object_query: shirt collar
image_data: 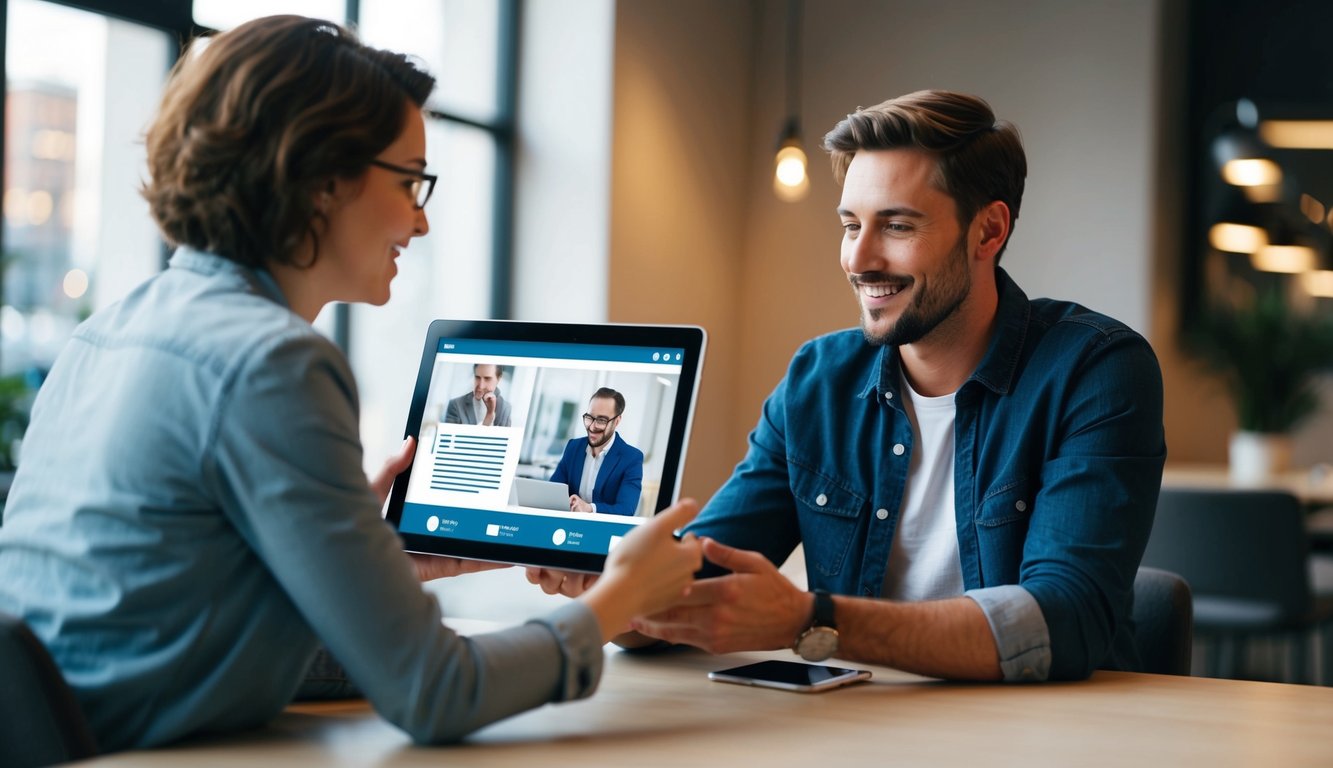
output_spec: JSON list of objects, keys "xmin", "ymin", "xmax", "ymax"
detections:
[
  {"xmin": 587, "ymin": 432, "xmax": 616, "ymax": 460},
  {"xmin": 968, "ymin": 267, "xmax": 1030, "ymax": 396},
  {"xmin": 861, "ymin": 266, "xmax": 1031, "ymax": 402},
  {"xmin": 168, "ymin": 246, "xmax": 290, "ymax": 309}
]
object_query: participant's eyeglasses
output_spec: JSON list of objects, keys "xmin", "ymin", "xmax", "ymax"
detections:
[
  {"xmin": 369, "ymin": 159, "xmax": 437, "ymax": 209},
  {"xmin": 582, "ymin": 413, "xmax": 615, "ymax": 428}
]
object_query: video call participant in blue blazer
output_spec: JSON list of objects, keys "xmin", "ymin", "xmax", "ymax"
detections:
[{"xmin": 550, "ymin": 387, "xmax": 644, "ymax": 516}]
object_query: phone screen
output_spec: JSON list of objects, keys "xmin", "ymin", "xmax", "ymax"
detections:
[{"xmin": 707, "ymin": 660, "xmax": 872, "ymax": 692}]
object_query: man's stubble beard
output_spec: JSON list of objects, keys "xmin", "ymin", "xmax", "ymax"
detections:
[{"xmin": 861, "ymin": 234, "xmax": 972, "ymax": 348}]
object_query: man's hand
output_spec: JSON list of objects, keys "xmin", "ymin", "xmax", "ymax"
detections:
[
  {"xmin": 525, "ymin": 567, "xmax": 598, "ymax": 597},
  {"xmin": 370, "ymin": 436, "xmax": 415, "ymax": 506},
  {"xmin": 581, "ymin": 499, "xmax": 704, "ymax": 639},
  {"xmin": 411, "ymin": 554, "xmax": 510, "ymax": 582},
  {"xmin": 630, "ymin": 537, "xmax": 811, "ymax": 653},
  {"xmin": 569, "ymin": 495, "xmax": 593, "ymax": 513},
  {"xmin": 481, "ymin": 392, "xmax": 497, "ymax": 426}
]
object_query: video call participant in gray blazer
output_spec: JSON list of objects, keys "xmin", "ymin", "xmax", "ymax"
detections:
[{"xmin": 444, "ymin": 363, "xmax": 511, "ymax": 426}]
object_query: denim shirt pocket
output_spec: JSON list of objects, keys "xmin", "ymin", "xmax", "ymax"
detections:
[
  {"xmin": 974, "ymin": 476, "xmax": 1033, "ymax": 586},
  {"xmin": 789, "ymin": 461, "xmax": 866, "ymax": 578}
]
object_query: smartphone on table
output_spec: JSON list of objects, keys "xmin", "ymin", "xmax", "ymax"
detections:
[{"xmin": 707, "ymin": 660, "xmax": 871, "ymax": 693}]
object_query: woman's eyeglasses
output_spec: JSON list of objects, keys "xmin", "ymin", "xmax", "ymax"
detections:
[{"xmin": 369, "ymin": 159, "xmax": 437, "ymax": 209}]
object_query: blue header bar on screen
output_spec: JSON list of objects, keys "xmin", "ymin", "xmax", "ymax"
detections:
[{"xmin": 438, "ymin": 338, "xmax": 685, "ymax": 365}]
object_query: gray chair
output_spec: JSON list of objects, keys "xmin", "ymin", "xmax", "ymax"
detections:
[
  {"xmin": 1141, "ymin": 488, "xmax": 1333, "ymax": 684},
  {"xmin": 1131, "ymin": 566, "xmax": 1194, "ymax": 675},
  {"xmin": 0, "ymin": 611, "xmax": 98, "ymax": 767}
]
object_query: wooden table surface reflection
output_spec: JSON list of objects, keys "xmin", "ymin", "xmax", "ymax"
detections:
[{"xmin": 81, "ymin": 620, "xmax": 1333, "ymax": 768}]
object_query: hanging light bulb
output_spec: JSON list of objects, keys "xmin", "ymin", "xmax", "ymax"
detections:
[
  {"xmin": 774, "ymin": 118, "xmax": 809, "ymax": 202},
  {"xmin": 773, "ymin": 0, "xmax": 807, "ymax": 203}
]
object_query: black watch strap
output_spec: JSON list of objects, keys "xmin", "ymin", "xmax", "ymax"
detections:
[{"xmin": 810, "ymin": 589, "xmax": 836, "ymax": 629}]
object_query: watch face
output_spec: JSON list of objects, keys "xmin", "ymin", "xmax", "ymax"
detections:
[{"xmin": 796, "ymin": 627, "xmax": 839, "ymax": 661}]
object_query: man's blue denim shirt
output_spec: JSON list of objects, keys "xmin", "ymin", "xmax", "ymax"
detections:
[{"xmin": 688, "ymin": 268, "xmax": 1166, "ymax": 681}]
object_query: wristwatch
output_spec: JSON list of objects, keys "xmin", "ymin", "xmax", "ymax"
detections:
[{"xmin": 793, "ymin": 589, "xmax": 839, "ymax": 661}]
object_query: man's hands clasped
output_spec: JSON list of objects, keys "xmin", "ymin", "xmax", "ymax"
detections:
[{"xmin": 628, "ymin": 537, "xmax": 811, "ymax": 653}]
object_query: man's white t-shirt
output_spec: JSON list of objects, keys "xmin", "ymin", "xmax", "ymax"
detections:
[{"xmin": 882, "ymin": 373, "xmax": 965, "ymax": 602}]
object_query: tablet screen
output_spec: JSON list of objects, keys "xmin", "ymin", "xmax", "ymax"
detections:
[{"xmin": 384, "ymin": 320, "xmax": 706, "ymax": 573}]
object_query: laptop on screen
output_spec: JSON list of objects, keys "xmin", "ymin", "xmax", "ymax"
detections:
[{"xmin": 511, "ymin": 477, "xmax": 577, "ymax": 512}]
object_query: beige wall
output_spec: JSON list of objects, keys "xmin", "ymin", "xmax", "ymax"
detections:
[
  {"xmin": 736, "ymin": 0, "xmax": 1165, "ymax": 454},
  {"xmin": 597, "ymin": 0, "xmax": 1333, "ymax": 498},
  {"xmin": 607, "ymin": 0, "xmax": 757, "ymax": 500},
  {"xmin": 609, "ymin": 0, "xmax": 1167, "ymax": 500}
]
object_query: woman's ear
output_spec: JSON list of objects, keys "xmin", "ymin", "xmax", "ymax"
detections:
[{"xmin": 312, "ymin": 179, "xmax": 337, "ymax": 215}]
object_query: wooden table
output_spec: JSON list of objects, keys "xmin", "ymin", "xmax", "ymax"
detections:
[{"xmin": 81, "ymin": 624, "xmax": 1333, "ymax": 768}]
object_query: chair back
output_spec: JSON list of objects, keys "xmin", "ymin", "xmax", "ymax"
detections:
[
  {"xmin": 0, "ymin": 611, "xmax": 98, "ymax": 767},
  {"xmin": 1131, "ymin": 566, "xmax": 1194, "ymax": 675},
  {"xmin": 1141, "ymin": 488, "xmax": 1312, "ymax": 623}
]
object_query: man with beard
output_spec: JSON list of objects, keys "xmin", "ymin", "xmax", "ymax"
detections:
[
  {"xmin": 619, "ymin": 91, "xmax": 1166, "ymax": 682},
  {"xmin": 549, "ymin": 387, "xmax": 644, "ymax": 516}
]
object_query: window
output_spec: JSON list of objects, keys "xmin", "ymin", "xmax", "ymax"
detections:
[
  {"xmin": 1, "ymin": 0, "xmax": 171, "ymax": 471},
  {"xmin": 0, "ymin": 1, "xmax": 517, "ymax": 479},
  {"xmin": 353, "ymin": 0, "xmax": 514, "ymax": 469}
]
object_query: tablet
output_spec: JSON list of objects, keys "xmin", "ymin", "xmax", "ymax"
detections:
[{"xmin": 383, "ymin": 319, "xmax": 706, "ymax": 573}]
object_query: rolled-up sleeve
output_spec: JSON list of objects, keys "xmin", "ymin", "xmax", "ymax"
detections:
[
  {"xmin": 1017, "ymin": 330, "xmax": 1165, "ymax": 680},
  {"xmin": 967, "ymin": 585, "xmax": 1050, "ymax": 682}
]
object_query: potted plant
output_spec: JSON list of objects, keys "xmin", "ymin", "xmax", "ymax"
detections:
[{"xmin": 1189, "ymin": 290, "xmax": 1333, "ymax": 482}]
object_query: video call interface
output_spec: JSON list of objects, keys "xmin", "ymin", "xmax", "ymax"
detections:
[{"xmin": 397, "ymin": 337, "xmax": 686, "ymax": 557}]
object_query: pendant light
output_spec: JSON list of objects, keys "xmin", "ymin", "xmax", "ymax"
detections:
[{"xmin": 773, "ymin": 0, "xmax": 808, "ymax": 202}]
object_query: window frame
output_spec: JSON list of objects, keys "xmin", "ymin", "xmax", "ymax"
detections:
[{"xmin": 0, "ymin": 0, "xmax": 520, "ymax": 363}]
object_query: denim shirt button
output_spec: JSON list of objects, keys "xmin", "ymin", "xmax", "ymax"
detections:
[
  {"xmin": 875, "ymin": 508, "xmax": 889, "ymax": 520},
  {"xmin": 884, "ymin": 391, "xmax": 893, "ymax": 401},
  {"xmin": 893, "ymin": 443, "xmax": 905, "ymax": 456},
  {"xmin": 1015, "ymin": 500, "xmax": 1027, "ymax": 512},
  {"xmin": 815, "ymin": 493, "xmax": 828, "ymax": 507}
]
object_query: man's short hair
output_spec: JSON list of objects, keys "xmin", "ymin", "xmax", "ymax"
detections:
[
  {"xmin": 822, "ymin": 90, "xmax": 1026, "ymax": 262},
  {"xmin": 473, "ymin": 363, "xmax": 502, "ymax": 378},
  {"xmin": 591, "ymin": 387, "xmax": 625, "ymax": 417}
]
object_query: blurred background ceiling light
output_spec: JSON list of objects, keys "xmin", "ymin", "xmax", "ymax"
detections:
[
  {"xmin": 1209, "ymin": 222, "xmax": 1268, "ymax": 253},
  {"xmin": 1259, "ymin": 120, "xmax": 1333, "ymax": 150},
  {"xmin": 1300, "ymin": 270, "xmax": 1333, "ymax": 297},
  {"xmin": 1222, "ymin": 157, "xmax": 1283, "ymax": 187},
  {"xmin": 1299, "ymin": 193, "xmax": 1326, "ymax": 224},
  {"xmin": 1251, "ymin": 244, "xmax": 1317, "ymax": 273}
]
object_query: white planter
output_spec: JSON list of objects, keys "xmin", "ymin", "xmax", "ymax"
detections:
[{"xmin": 1228, "ymin": 431, "xmax": 1293, "ymax": 484}]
